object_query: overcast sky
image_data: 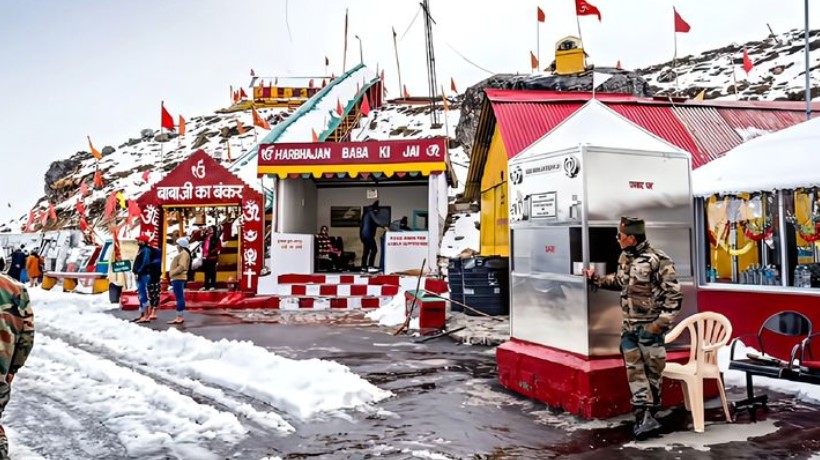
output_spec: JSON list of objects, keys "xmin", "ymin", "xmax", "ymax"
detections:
[{"xmin": 0, "ymin": 0, "xmax": 817, "ymax": 224}]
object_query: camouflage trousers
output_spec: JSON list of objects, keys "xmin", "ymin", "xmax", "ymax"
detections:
[
  {"xmin": 0, "ymin": 381, "xmax": 9, "ymax": 460},
  {"xmin": 620, "ymin": 323, "xmax": 667, "ymax": 412}
]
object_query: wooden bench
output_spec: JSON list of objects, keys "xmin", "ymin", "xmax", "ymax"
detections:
[{"xmin": 42, "ymin": 271, "xmax": 109, "ymax": 294}]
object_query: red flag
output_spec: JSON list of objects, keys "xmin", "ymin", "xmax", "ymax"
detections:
[
  {"xmin": 674, "ymin": 8, "xmax": 691, "ymax": 33},
  {"xmin": 616, "ymin": 60, "xmax": 622, "ymax": 70},
  {"xmin": 240, "ymin": 87, "xmax": 248, "ymax": 99},
  {"xmin": 743, "ymin": 49, "xmax": 754, "ymax": 74},
  {"xmin": 93, "ymin": 169, "xmax": 104, "ymax": 188},
  {"xmin": 40, "ymin": 210, "xmax": 48, "ymax": 228},
  {"xmin": 87, "ymin": 136, "xmax": 102, "ymax": 160},
  {"xmin": 325, "ymin": 56, "xmax": 329, "ymax": 66},
  {"xmin": 79, "ymin": 216, "xmax": 89, "ymax": 232},
  {"xmin": 48, "ymin": 203, "xmax": 57, "ymax": 222},
  {"xmin": 179, "ymin": 115, "xmax": 186, "ymax": 137},
  {"xmin": 360, "ymin": 93, "xmax": 371, "ymax": 117},
  {"xmin": 252, "ymin": 106, "xmax": 271, "ymax": 129},
  {"xmin": 309, "ymin": 78, "xmax": 315, "ymax": 88},
  {"xmin": 336, "ymin": 98, "xmax": 343, "ymax": 116},
  {"xmin": 161, "ymin": 102, "xmax": 175, "ymax": 131},
  {"xmin": 321, "ymin": 79, "xmax": 327, "ymax": 88},
  {"xmin": 142, "ymin": 170, "xmax": 150, "ymax": 182},
  {"xmin": 537, "ymin": 6, "xmax": 546, "ymax": 23},
  {"xmin": 236, "ymin": 119, "xmax": 246, "ymax": 134},
  {"xmin": 450, "ymin": 77, "xmax": 458, "ymax": 93},
  {"xmin": 104, "ymin": 191, "xmax": 118, "ymax": 219},
  {"xmin": 127, "ymin": 200, "xmax": 141, "ymax": 226},
  {"xmin": 311, "ymin": 128, "xmax": 319, "ymax": 143},
  {"xmin": 530, "ymin": 51, "xmax": 540, "ymax": 71},
  {"xmin": 75, "ymin": 200, "xmax": 86, "ymax": 216},
  {"xmin": 80, "ymin": 181, "xmax": 89, "ymax": 197},
  {"xmin": 575, "ymin": 0, "xmax": 601, "ymax": 21},
  {"xmin": 403, "ymin": 85, "xmax": 410, "ymax": 99}
]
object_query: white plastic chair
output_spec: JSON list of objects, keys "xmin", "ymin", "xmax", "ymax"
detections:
[{"xmin": 662, "ymin": 311, "xmax": 733, "ymax": 433}]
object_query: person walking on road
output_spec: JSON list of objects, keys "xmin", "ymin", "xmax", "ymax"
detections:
[
  {"xmin": 0, "ymin": 273, "xmax": 35, "ymax": 460},
  {"xmin": 200, "ymin": 226, "xmax": 221, "ymax": 291},
  {"xmin": 359, "ymin": 201, "xmax": 388, "ymax": 273},
  {"xmin": 132, "ymin": 236, "xmax": 153, "ymax": 322},
  {"xmin": 168, "ymin": 238, "xmax": 191, "ymax": 325},
  {"xmin": 8, "ymin": 247, "xmax": 25, "ymax": 282},
  {"xmin": 24, "ymin": 251, "xmax": 41, "ymax": 288},
  {"xmin": 586, "ymin": 217, "xmax": 683, "ymax": 440}
]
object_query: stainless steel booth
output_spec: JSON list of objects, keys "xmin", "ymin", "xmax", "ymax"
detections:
[{"xmin": 508, "ymin": 144, "xmax": 696, "ymax": 357}]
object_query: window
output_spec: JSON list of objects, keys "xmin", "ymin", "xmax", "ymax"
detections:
[
  {"xmin": 784, "ymin": 189, "xmax": 820, "ymax": 287},
  {"xmin": 702, "ymin": 192, "xmax": 781, "ymax": 285}
]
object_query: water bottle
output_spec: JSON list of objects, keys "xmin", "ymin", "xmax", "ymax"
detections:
[
  {"xmin": 708, "ymin": 266, "xmax": 717, "ymax": 283},
  {"xmin": 764, "ymin": 266, "xmax": 775, "ymax": 286},
  {"xmin": 739, "ymin": 269, "xmax": 748, "ymax": 285}
]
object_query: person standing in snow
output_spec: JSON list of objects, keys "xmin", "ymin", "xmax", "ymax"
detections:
[
  {"xmin": 24, "ymin": 251, "xmax": 41, "ymax": 288},
  {"xmin": 359, "ymin": 201, "xmax": 388, "ymax": 273},
  {"xmin": 8, "ymin": 247, "xmax": 25, "ymax": 282},
  {"xmin": 0, "ymin": 273, "xmax": 35, "ymax": 460},
  {"xmin": 200, "ymin": 226, "xmax": 221, "ymax": 291},
  {"xmin": 132, "ymin": 235, "xmax": 153, "ymax": 322},
  {"xmin": 586, "ymin": 217, "xmax": 682, "ymax": 440},
  {"xmin": 168, "ymin": 238, "xmax": 191, "ymax": 325},
  {"xmin": 145, "ymin": 241, "xmax": 163, "ymax": 322}
]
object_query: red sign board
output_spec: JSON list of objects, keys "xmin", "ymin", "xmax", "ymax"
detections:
[{"xmin": 258, "ymin": 138, "xmax": 447, "ymax": 166}]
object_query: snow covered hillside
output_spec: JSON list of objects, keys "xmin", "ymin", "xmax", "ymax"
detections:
[{"xmin": 639, "ymin": 28, "xmax": 820, "ymax": 101}]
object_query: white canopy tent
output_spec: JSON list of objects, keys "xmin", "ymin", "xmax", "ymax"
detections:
[{"xmin": 693, "ymin": 116, "xmax": 820, "ymax": 197}]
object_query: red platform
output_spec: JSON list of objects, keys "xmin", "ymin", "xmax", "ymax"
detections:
[{"xmin": 497, "ymin": 339, "xmax": 717, "ymax": 419}]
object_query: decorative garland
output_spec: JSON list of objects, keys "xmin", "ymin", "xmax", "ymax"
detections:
[
  {"xmin": 743, "ymin": 222, "xmax": 773, "ymax": 242},
  {"xmin": 796, "ymin": 223, "xmax": 820, "ymax": 243}
]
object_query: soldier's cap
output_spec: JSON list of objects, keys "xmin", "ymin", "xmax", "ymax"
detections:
[{"xmin": 619, "ymin": 217, "xmax": 645, "ymax": 236}]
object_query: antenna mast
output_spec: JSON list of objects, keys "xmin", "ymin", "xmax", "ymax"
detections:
[{"xmin": 421, "ymin": 0, "xmax": 440, "ymax": 127}]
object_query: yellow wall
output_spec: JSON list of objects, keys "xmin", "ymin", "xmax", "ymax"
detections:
[
  {"xmin": 555, "ymin": 49, "xmax": 586, "ymax": 75},
  {"xmin": 479, "ymin": 126, "xmax": 510, "ymax": 256}
]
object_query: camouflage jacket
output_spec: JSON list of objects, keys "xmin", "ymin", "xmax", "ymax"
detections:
[
  {"xmin": 0, "ymin": 274, "xmax": 34, "ymax": 376},
  {"xmin": 598, "ymin": 241, "xmax": 682, "ymax": 331}
]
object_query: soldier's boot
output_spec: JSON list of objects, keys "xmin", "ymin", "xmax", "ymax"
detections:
[
  {"xmin": 633, "ymin": 410, "xmax": 662, "ymax": 440},
  {"xmin": 0, "ymin": 430, "xmax": 9, "ymax": 460}
]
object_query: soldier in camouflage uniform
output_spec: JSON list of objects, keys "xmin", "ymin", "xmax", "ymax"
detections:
[
  {"xmin": 588, "ymin": 217, "xmax": 682, "ymax": 439},
  {"xmin": 0, "ymin": 273, "xmax": 35, "ymax": 459}
]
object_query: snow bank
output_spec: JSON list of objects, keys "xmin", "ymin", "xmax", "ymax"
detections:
[
  {"xmin": 440, "ymin": 212, "xmax": 479, "ymax": 259},
  {"xmin": 30, "ymin": 289, "xmax": 392, "ymax": 422}
]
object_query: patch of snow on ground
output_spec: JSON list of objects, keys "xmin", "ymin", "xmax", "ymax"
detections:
[
  {"xmin": 440, "ymin": 212, "xmax": 479, "ymax": 259},
  {"xmin": 623, "ymin": 419, "xmax": 778, "ymax": 452},
  {"xmin": 30, "ymin": 289, "xmax": 392, "ymax": 422},
  {"xmin": 366, "ymin": 289, "xmax": 408, "ymax": 327}
]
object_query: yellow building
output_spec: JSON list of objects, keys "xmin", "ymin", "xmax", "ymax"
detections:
[{"xmin": 553, "ymin": 36, "xmax": 590, "ymax": 76}]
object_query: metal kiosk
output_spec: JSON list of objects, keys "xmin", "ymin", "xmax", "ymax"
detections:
[{"xmin": 497, "ymin": 100, "xmax": 697, "ymax": 418}]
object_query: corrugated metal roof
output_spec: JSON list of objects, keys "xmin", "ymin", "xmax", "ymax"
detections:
[
  {"xmin": 608, "ymin": 104, "xmax": 702, "ymax": 163},
  {"xmin": 672, "ymin": 106, "xmax": 743, "ymax": 167},
  {"xmin": 717, "ymin": 108, "xmax": 809, "ymax": 134},
  {"xmin": 491, "ymin": 102, "xmax": 582, "ymax": 158}
]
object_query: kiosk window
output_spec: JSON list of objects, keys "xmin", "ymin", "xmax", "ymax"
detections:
[
  {"xmin": 703, "ymin": 192, "xmax": 781, "ymax": 285},
  {"xmin": 784, "ymin": 189, "xmax": 820, "ymax": 288}
]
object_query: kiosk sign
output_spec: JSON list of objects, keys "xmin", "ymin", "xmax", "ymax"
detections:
[
  {"xmin": 258, "ymin": 138, "xmax": 447, "ymax": 166},
  {"xmin": 531, "ymin": 192, "xmax": 557, "ymax": 219}
]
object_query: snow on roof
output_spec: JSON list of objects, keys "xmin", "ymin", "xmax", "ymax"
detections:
[
  {"xmin": 693, "ymin": 116, "xmax": 820, "ymax": 196},
  {"xmin": 511, "ymin": 99, "xmax": 688, "ymax": 163}
]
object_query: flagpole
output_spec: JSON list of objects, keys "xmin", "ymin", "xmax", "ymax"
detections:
[
  {"xmin": 732, "ymin": 60, "xmax": 740, "ymax": 101},
  {"xmin": 674, "ymin": 28, "xmax": 679, "ymax": 94},
  {"xmin": 537, "ymin": 18, "xmax": 541, "ymax": 71},
  {"xmin": 441, "ymin": 85, "xmax": 450, "ymax": 140},
  {"xmin": 576, "ymin": 14, "xmax": 583, "ymax": 43},
  {"xmin": 159, "ymin": 102, "xmax": 164, "ymax": 176},
  {"xmin": 392, "ymin": 27, "xmax": 403, "ymax": 99},
  {"xmin": 805, "ymin": 0, "xmax": 811, "ymax": 120},
  {"xmin": 342, "ymin": 8, "xmax": 349, "ymax": 73}
]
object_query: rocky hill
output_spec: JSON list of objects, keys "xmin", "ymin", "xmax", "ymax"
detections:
[{"xmin": 638, "ymin": 28, "xmax": 820, "ymax": 101}]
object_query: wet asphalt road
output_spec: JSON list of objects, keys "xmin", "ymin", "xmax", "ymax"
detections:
[{"xmin": 100, "ymin": 309, "xmax": 820, "ymax": 459}]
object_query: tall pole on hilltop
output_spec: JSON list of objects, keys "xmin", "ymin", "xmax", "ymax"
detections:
[
  {"xmin": 421, "ymin": 0, "xmax": 439, "ymax": 126},
  {"xmin": 392, "ymin": 27, "xmax": 404, "ymax": 99},
  {"xmin": 355, "ymin": 35, "xmax": 363, "ymax": 65},
  {"xmin": 805, "ymin": 0, "xmax": 812, "ymax": 120},
  {"xmin": 342, "ymin": 8, "xmax": 349, "ymax": 73},
  {"xmin": 673, "ymin": 10, "xmax": 679, "ymax": 93},
  {"xmin": 537, "ymin": 16, "xmax": 540, "ymax": 70}
]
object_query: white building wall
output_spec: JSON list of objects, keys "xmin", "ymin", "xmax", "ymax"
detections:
[{"xmin": 279, "ymin": 179, "xmax": 318, "ymax": 234}]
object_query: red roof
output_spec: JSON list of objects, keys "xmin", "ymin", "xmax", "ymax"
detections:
[
  {"xmin": 464, "ymin": 89, "xmax": 814, "ymax": 201},
  {"xmin": 484, "ymin": 89, "xmax": 814, "ymax": 168}
]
